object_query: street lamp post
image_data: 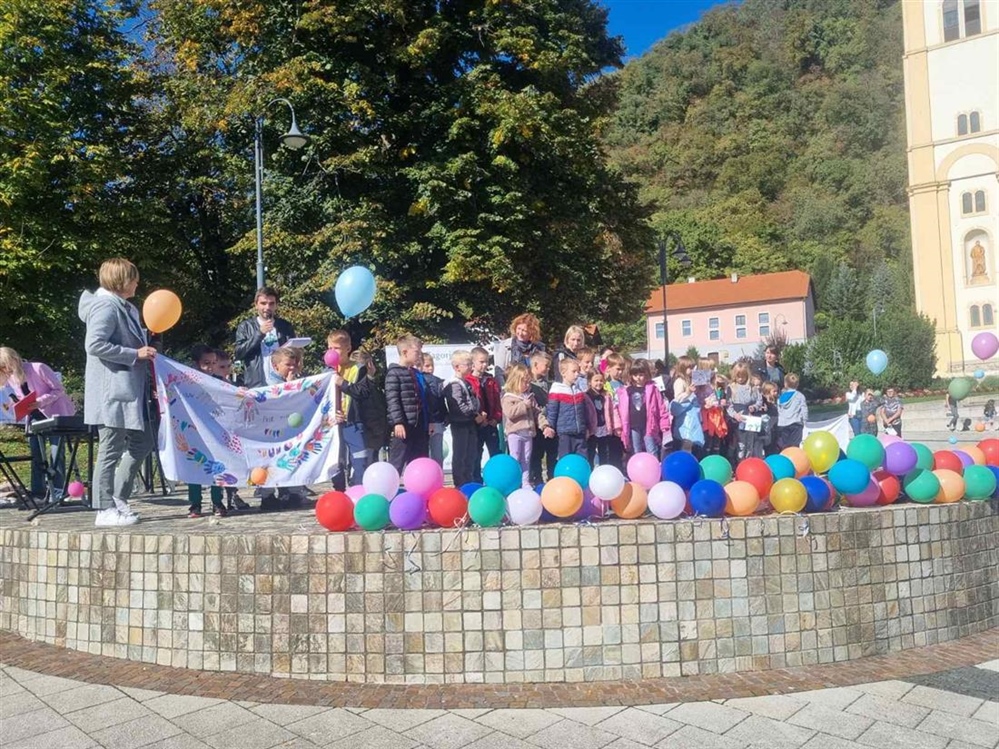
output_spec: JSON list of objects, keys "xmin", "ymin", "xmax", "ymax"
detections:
[
  {"xmin": 254, "ymin": 98, "xmax": 310, "ymax": 289},
  {"xmin": 656, "ymin": 232, "xmax": 690, "ymax": 365}
]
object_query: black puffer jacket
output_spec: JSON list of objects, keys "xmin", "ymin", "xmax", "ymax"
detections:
[{"xmin": 385, "ymin": 364, "xmax": 423, "ymax": 428}]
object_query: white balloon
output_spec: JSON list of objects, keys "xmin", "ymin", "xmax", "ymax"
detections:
[
  {"xmin": 506, "ymin": 488, "xmax": 543, "ymax": 526},
  {"xmin": 589, "ymin": 464, "xmax": 626, "ymax": 501},
  {"xmin": 362, "ymin": 461, "xmax": 400, "ymax": 500},
  {"xmin": 647, "ymin": 481, "xmax": 686, "ymax": 520}
]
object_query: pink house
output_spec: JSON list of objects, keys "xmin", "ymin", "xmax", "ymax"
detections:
[{"xmin": 644, "ymin": 270, "xmax": 816, "ymax": 362}]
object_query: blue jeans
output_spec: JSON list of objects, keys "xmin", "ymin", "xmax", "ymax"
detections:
[
  {"xmin": 29, "ymin": 434, "xmax": 65, "ymax": 499},
  {"xmin": 342, "ymin": 423, "xmax": 369, "ymax": 484},
  {"xmin": 849, "ymin": 416, "xmax": 861, "ymax": 438},
  {"xmin": 630, "ymin": 430, "xmax": 659, "ymax": 459}
]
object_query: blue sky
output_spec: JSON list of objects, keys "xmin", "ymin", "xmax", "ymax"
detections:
[{"xmin": 602, "ymin": 0, "xmax": 731, "ymax": 59}]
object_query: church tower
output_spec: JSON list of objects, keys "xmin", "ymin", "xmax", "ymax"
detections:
[{"xmin": 902, "ymin": 0, "xmax": 998, "ymax": 375}]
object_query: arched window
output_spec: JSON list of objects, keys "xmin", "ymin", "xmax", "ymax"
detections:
[
  {"xmin": 944, "ymin": 0, "xmax": 961, "ymax": 40},
  {"xmin": 971, "ymin": 305, "xmax": 981, "ymax": 327},
  {"xmin": 975, "ymin": 190, "xmax": 986, "ymax": 213},
  {"xmin": 958, "ymin": 114, "xmax": 969, "ymax": 135},
  {"xmin": 984, "ymin": 304, "xmax": 995, "ymax": 327},
  {"xmin": 962, "ymin": 193, "xmax": 974, "ymax": 214},
  {"xmin": 964, "ymin": 0, "xmax": 982, "ymax": 35},
  {"xmin": 970, "ymin": 111, "xmax": 981, "ymax": 132}
]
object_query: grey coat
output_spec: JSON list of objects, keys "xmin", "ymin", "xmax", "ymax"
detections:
[{"xmin": 78, "ymin": 290, "xmax": 150, "ymax": 431}]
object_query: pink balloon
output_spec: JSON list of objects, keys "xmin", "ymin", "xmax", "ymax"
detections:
[
  {"xmin": 67, "ymin": 481, "xmax": 86, "ymax": 498},
  {"xmin": 971, "ymin": 331, "xmax": 999, "ymax": 361},
  {"xmin": 403, "ymin": 457, "xmax": 445, "ymax": 497},
  {"xmin": 846, "ymin": 477, "xmax": 880, "ymax": 507},
  {"xmin": 323, "ymin": 348, "xmax": 340, "ymax": 368},
  {"xmin": 627, "ymin": 453, "xmax": 661, "ymax": 490},
  {"xmin": 345, "ymin": 485, "xmax": 366, "ymax": 503}
]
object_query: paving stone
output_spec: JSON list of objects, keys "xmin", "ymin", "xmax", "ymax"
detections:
[
  {"xmin": 666, "ymin": 701, "xmax": 750, "ymax": 734},
  {"xmin": 450, "ymin": 710, "xmax": 493, "ymax": 720},
  {"xmin": 788, "ymin": 705, "xmax": 874, "ymax": 741},
  {"xmin": 723, "ymin": 714, "xmax": 815, "ymax": 749},
  {"xmin": 42, "ymin": 683, "xmax": 125, "ymax": 714},
  {"xmin": 145, "ymin": 694, "xmax": 226, "ymax": 719},
  {"xmin": 846, "ymin": 693, "xmax": 931, "ymax": 729},
  {"xmin": 657, "ymin": 724, "xmax": 746, "ymax": 748},
  {"xmin": 142, "ymin": 735, "xmax": 213, "ymax": 749},
  {"xmin": 3, "ymin": 666, "xmax": 49, "ymax": 684},
  {"xmin": 1, "ymin": 669, "xmax": 27, "ymax": 697},
  {"xmin": 1, "ymin": 705, "xmax": 70, "ymax": 743},
  {"xmin": 916, "ymin": 711, "xmax": 997, "ymax": 748},
  {"xmin": 969, "ymin": 701, "xmax": 998, "ymax": 727},
  {"xmin": 906, "ymin": 668, "xmax": 999, "ymax": 702},
  {"xmin": 786, "ymin": 688, "xmax": 864, "ymax": 711},
  {"xmin": 91, "ymin": 714, "xmax": 184, "ymax": 749},
  {"xmin": 2, "ymin": 724, "xmax": 97, "ymax": 749},
  {"xmin": 1, "ymin": 690, "xmax": 48, "ymax": 719},
  {"xmin": 474, "ymin": 709, "xmax": 562, "ymax": 739},
  {"xmin": 64, "ymin": 696, "xmax": 152, "ymax": 733},
  {"xmin": 327, "ymin": 726, "xmax": 423, "ymax": 749},
  {"xmin": 634, "ymin": 704, "xmax": 678, "ymax": 716},
  {"xmin": 118, "ymin": 686, "xmax": 167, "ymax": 702},
  {"xmin": 856, "ymin": 721, "xmax": 948, "ymax": 749},
  {"xmin": 172, "ymin": 702, "xmax": 258, "ymax": 738},
  {"xmin": 594, "ymin": 707, "xmax": 683, "ymax": 745},
  {"xmin": 272, "ymin": 740, "xmax": 323, "ymax": 749},
  {"xmin": 799, "ymin": 737, "xmax": 866, "ymax": 749},
  {"xmin": 203, "ymin": 717, "xmax": 297, "ymax": 749},
  {"xmin": 405, "ymin": 714, "xmax": 494, "ymax": 749},
  {"xmin": 549, "ymin": 707, "xmax": 627, "ymax": 726},
  {"xmin": 947, "ymin": 742, "xmax": 993, "ymax": 749},
  {"xmin": 251, "ymin": 704, "xmax": 332, "ymax": 727},
  {"xmin": 903, "ymin": 687, "xmax": 985, "ymax": 718},
  {"xmin": 526, "ymin": 719, "xmax": 618, "ymax": 749},
  {"xmin": 235, "ymin": 700, "xmax": 261, "ymax": 709},
  {"xmin": 601, "ymin": 740, "xmax": 649, "ymax": 749},
  {"xmin": 285, "ymin": 708, "xmax": 375, "ymax": 745},
  {"xmin": 365, "ymin": 709, "xmax": 448, "ymax": 733},
  {"xmin": 20, "ymin": 673, "xmax": 87, "ymax": 697},
  {"xmin": 976, "ymin": 661, "xmax": 999, "ymax": 673},
  {"xmin": 854, "ymin": 681, "xmax": 916, "ymax": 701},
  {"xmin": 724, "ymin": 695, "xmax": 808, "ymax": 721}
]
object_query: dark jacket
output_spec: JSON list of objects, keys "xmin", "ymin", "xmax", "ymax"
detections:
[
  {"xmin": 546, "ymin": 381, "xmax": 588, "ymax": 437},
  {"xmin": 336, "ymin": 364, "xmax": 371, "ymax": 424},
  {"xmin": 358, "ymin": 379, "xmax": 388, "ymax": 452},
  {"xmin": 424, "ymin": 372, "xmax": 447, "ymax": 424},
  {"xmin": 385, "ymin": 364, "xmax": 424, "ymax": 429},
  {"xmin": 757, "ymin": 362, "xmax": 786, "ymax": 387},
  {"xmin": 552, "ymin": 346, "xmax": 578, "ymax": 383},
  {"xmin": 234, "ymin": 316, "xmax": 295, "ymax": 389},
  {"xmin": 444, "ymin": 378, "xmax": 480, "ymax": 424}
]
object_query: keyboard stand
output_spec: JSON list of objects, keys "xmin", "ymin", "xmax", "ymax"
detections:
[
  {"xmin": 25, "ymin": 428, "xmax": 95, "ymax": 521},
  {"xmin": 0, "ymin": 441, "xmax": 35, "ymax": 510}
]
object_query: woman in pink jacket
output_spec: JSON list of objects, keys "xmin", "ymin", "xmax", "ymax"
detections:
[
  {"xmin": 617, "ymin": 358, "xmax": 671, "ymax": 459},
  {"xmin": 0, "ymin": 347, "xmax": 76, "ymax": 500}
]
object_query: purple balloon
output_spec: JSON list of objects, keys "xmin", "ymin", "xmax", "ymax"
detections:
[
  {"xmin": 971, "ymin": 331, "xmax": 999, "ymax": 361},
  {"xmin": 389, "ymin": 491, "xmax": 427, "ymax": 530},
  {"xmin": 952, "ymin": 450, "xmax": 974, "ymax": 468},
  {"xmin": 883, "ymin": 442, "xmax": 918, "ymax": 476},
  {"xmin": 846, "ymin": 477, "xmax": 880, "ymax": 507},
  {"xmin": 573, "ymin": 490, "xmax": 608, "ymax": 521}
]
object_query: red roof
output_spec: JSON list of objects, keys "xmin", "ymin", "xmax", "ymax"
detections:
[{"xmin": 645, "ymin": 270, "xmax": 812, "ymax": 313}]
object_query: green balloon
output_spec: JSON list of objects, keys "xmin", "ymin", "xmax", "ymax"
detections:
[
  {"xmin": 903, "ymin": 468, "xmax": 940, "ymax": 504},
  {"xmin": 963, "ymin": 465, "xmax": 997, "ymax": 500},
  {"xmin": 699, "ymin": 455, "xmax": 733, "ymax": 484},
  {"xmin": 354, "ymin": 494, "xmax": 391, "ymax": 530},
  {"xmin": 287, "ymin": 412, "xmax": 303, "ymax": 428},
  {"xmin": 948, "ymin": 378, "xmax": 972, "ymax": 401},
  {"xmin": 910, "ymin": 443, "xmax": 934, "ymax": 472},
  {"xmin": 468, "ymin": 486, "xmax": 506, "ymax": 527},
  {"xmin": 846, "ymin": 434, "xmax": 885, "ymax": 471}
]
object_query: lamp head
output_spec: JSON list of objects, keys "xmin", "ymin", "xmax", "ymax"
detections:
[{"xmin": 280, "ymin": 115, "xmax": 309, "ymax": 150}]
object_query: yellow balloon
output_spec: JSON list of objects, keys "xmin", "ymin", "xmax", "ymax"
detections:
[
  {"xmin": 724, "ymin": 480, "xmax": 760, "ymax": 516},
  {"xmin": 611, "ymin": 482, "xmax": 648, "ymax": 519},
  {"xmin": 770, "ymin": 478, "xmax": 807, "ymax": 513},
  {"xmin": 803, "ymin": 430, "xmax": 839, "ymax": 474},
  {"xmin": 143, "ymin": 289, "xmax": 183, "ymax": 334}
]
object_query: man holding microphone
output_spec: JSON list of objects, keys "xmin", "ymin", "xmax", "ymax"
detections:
[{"xmin": 234, "ymin": 287, "xmax": 296, "ymax": 388}]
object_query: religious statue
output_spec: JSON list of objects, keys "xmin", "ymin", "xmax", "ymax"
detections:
[{"xmin": 969, "ymin": 240, "xmax": 989, "ymax": 284}]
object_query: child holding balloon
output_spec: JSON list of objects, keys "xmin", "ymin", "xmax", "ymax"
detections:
[{"xmin": 326, "ymin": 330, "xmax": 372, "ymax": 489}]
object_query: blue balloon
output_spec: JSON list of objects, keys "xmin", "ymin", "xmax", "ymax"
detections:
[
  {"xmin": 948, "ymin": 436, "xmax": 958, "ymax": 445},
  {"xmin": 828, "ymin": 459, "xmax": 870, "ymax": 495},
  {"xmin": 553, "ymin": 454, "xmax": 591, "ymax": 490},
  {"xmin": 459, "ymin": 482, "xmax": 483, "ymax": 498},
  {"xmin": 661, "ymin": 451, "xmax": 702, "ymax": 491},
  {"xmin": 765, "ymin": 454, "xmax": 796, "ymax": 481},
  {"xmin": 334, "ymin": 265, "xmax": 377, "ymax": 318},
  {"xmin": 689, "ymin": 479, "xmax": 726, "ymax": 517},
  {"xmin": 974, "ymin": 369, "xmax": 986, "ymax": 380},
  {"xmin": 989, "ymin": 467, "xmax": 999, "ymax": 498},
  {"xmin": 800, "ymin": 475, "xmax": 831, "ymax": 513},
  {"xmin": 866, "ymin": 349, "xmax": 888, "ymax": 376},
  {"xmin": 482, "ymin": 454, "xmax": 522, "ymax": 497}
]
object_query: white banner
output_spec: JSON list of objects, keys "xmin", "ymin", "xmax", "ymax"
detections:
[
  {"xmin": 154, "ymin": 357, "xmax": 340, "ymax": 488},
  {"xmin": 803, "ymin": 414, "xmax": 853, "ymax": 453}
]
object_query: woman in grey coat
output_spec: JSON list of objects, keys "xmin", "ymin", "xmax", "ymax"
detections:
[{"xmin": 78, "ymin": 258, "xmax": 158, "ymax": 526}]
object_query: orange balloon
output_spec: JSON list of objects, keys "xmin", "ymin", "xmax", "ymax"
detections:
[
  {"xmin": 975, "ymin": 423, "xmax": 985, "ymax": 433},
  {"xmin": 249, "ymin": 467, "xmax": 268, "ymax": 486},
  {"xmin": 962, "ymin": 445, "xmax": 986, "ymax": 465},
  {"xmin": 781, "ymin": 446, "xmax": 811, "ymax": 478},
  {"xmin": 540, "ymin": 477, "xmax": 584, "ymax": 517},
  {"xmin": 611, "ymin": 482, "xmax": 648, "ymax": 519},
  {"xmin": 143, "ymin": 289, "xmax": 183, "ymax": 334},
  {"xmin": 724, "ymin": 480, "xmax": 760, "ymax": 516},
  {"xmin": 933, "ymin": 469, "xmax": 965, "ymax": 503}
]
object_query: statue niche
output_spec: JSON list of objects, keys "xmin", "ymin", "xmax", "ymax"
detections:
[{"xmin": 966, "ymin": 233, "xmax": 992, "ymax": 286}]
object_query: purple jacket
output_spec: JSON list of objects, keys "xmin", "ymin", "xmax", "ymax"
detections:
[
  {"xmin": 5, "ymin": 362, "xmax": 76, "ymax": 418},
  {"xmin": 617, "ymin": 382, "xmax": 670, "ymax": 451}
]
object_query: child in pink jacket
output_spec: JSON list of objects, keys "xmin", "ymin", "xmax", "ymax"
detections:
[{"xmin": 617, "ymin": 358, "xmax": 671, "ymax": 459}]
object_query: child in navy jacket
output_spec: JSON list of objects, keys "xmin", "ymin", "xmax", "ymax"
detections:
[{"xmin": 546, "ymin": 358, "xmax": 589, "ymax": 459}]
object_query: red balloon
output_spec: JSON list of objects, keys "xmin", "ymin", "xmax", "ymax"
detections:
[
  {"xmin": 316, "ymin": 491, "xmax": 355, "ymax": 531},
  {"xmin": 933, "ymin": 450, "xmax": 964, "ymax": 474},
  {"xmin": 735, "ymin": 457, "xmax": 774, "ymax": 500},
  {"xmin": 872, "ymin": 469, "xmax": 901, "ymax": 505},
  {"xmin": 428, "ymin": 487, "xmax": 468, "ymax": 528},
  {"xmin": 978, "ymin": 438, "xmax": 999, "ymax": 467}
]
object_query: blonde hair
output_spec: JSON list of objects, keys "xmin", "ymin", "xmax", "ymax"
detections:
[
  {"xmin": 675, "ymin": 356, "xmax": 695, "ymax": 383},
  {"xmin": 529, "ymin": 351, "xmax": 551, "ymax": 366},
  {"xmin": 577, "ymin": 346, "xmax": 594, "ymax": 361},
  {"xmin": 559, "ymin": 357, "xmax": 580, "ymax": 376},
  {"xmin": 762, "ymin": 381, "xmax": 779, "ymax": 399},
  {"xmin": 784, "ymin": 373, "xmax": 800, "ymax": 389},
  {"xmin": 509, "ymin": 313, "xmax": 541, "ymax": 341},
  {"xmin": 451, "ymin": 350, "xmax": 472, "ymax": 368},
  {"xmin": 396, "ymin": 335, "xmax": 422, "ymax": 355},
  {"xmin": 351, "ymin": 349, "xmax": 376, "ymax": 375},
  {"xmin": 271, "ymin": 346, "xmax": 303, "ymax": 367},
  {"xmin": 604, "ymin": 352, "xmax": 626, "ymax": 369},
  {"xmin": 98, "ymin": 258, "xmax": 139, "ymax": 294},
  {"xmin": 563, "ymin": 325, "xmax": 585, "ymax": 347},
  {"xmin": 0, "ymin": 347, "xmax": 26, "ymax": 383},
  {"xmin": 503, "ymin": 363, "xmax": 531, "ymax": 393},
  {"xmin": 326, "ymin": 330, "xmax": 351, "ymax": 348},
  {"xmin": 731, "ymin": 362, "xmax": 750, "ymax": 384}
]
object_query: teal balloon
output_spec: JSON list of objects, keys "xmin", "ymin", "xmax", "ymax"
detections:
[
  {"xmin": 948, "ymin": 378, "xmax": 972, "ymax": 401},
  {"xmin": 866, "ymin": 349, "xmax": 888, "ymax": 376},
  {"xmin": 910, "ymin": 443, "xmax": 933, "ymax": 471},
  {"xmin": 699, "ymin": 455, "xmax": 733, "ymax": 484},
  {"xmin": 469, "ymin": 487, "xmax": 506, "ymax": 526},
  {"xmin": 354, "ymin": 494, "xmax": 391, "ymax": 530},
  {"xmin": 963, "ymin": 465, "xmax": 997, "ymax": 500},
  {"xmin": 828, "ymin": 459, "xmax": 870, "ymax": 495},
  {"xmin": 765, "ymin": 454, "xmax": 795, "ymax": 481},
  {"xmin": 482, "ymin": 454, "xmax": 522, "ymax": 497},
  {"xmin": 846, "ymin": 434, "xmax": 885, "ymax": 471},
  {"xmin": 554, "ymin": 454, "xmax": 591, "ymax": 489},
  {"xmin": 903, "ymin": 469, "xmax": 940, "ymax": 504},
  {"xmin": 334, "ymin": 265, "xmax": 377, "ymax": 318}
]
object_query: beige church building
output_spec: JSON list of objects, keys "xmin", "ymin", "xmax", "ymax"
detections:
[{"xmin": 902, "ymin": 0, "xmax": 998, "ymax": 375}]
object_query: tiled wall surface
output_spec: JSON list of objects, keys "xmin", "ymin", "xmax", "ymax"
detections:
[{"xmin": 1, "ymin": 503, "xmax": 996, "ymax": 684}]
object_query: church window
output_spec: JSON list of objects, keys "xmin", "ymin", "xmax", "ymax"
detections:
[
  {"xmin": 975, "ymin": 190, "xmax": 986, "ymax": 213},
  {"xmin": 962, "ymin": 193, "xmax": 974, "ymax": 214},
  {"xmin": 971, "ymin": 306, "xmax": 981, "ymax": 327},
  {"xmin": 969, "ymin": 111, "xmax": 981, "ymax": 132},
  {"xmin": 943, "ymin": 0, "xmax": 961, "ymax": 40},
  {"xmin": 985, "ymin": 304, "xmax": 995, "ymax": 327},
  {"xmin": 958, "ymin": 114, "xmax": 968, "ymax": 135},
  {"xmin": 964, "ymin": 0, "xmax": 982, "ymax": 36}
]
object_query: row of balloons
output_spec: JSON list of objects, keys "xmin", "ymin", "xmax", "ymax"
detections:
[{"xmin": 315, "ymin": 436, "xmax": 999, "ymax": 532}]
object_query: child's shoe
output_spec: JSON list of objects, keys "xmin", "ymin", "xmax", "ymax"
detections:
[
  {"xmin": 188, "ymin": 509, "xmax": 202, "ymax": 518},
  {"xmin": 213, "ymin": 505, "xmax": 228, "ymax": 518}
]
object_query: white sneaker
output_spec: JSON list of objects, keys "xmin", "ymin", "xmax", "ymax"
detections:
[{"xmin": 94, "ymin": 508, "xmax": 139, "ymax": 527}]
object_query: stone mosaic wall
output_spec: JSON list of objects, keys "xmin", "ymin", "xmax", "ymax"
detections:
[{"xmin": 1, "ymin": 502, "xmax": 996, "ymax": 684}]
